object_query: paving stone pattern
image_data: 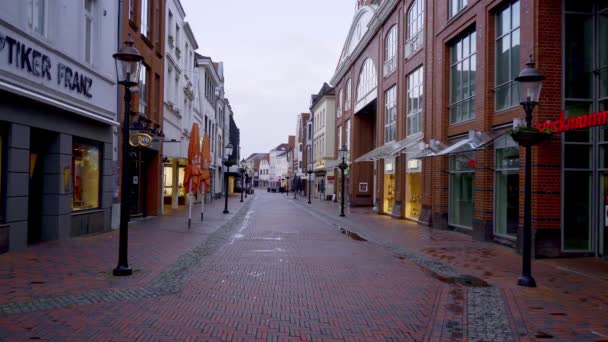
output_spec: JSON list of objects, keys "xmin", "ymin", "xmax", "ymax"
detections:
[
  {"xmin": 0, "ymin": 199, "xmax": 254, "ymax": 317},
  {"xmin": 293, "ymin": 200, "xmax": 516, "ymax": 342}
]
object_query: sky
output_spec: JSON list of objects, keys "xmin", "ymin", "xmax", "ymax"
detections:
[{"xmin": 181, "ymin": 0, "xmax": 355, "ymax": 159}]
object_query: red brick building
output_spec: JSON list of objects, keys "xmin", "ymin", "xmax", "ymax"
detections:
[
  {"xmin": 119, "ymin": 0, "xmax": 165, "ymax": 218},
  {"xmin": 331, "ymin": 0, "xmax": 608, "ymax": 258}
]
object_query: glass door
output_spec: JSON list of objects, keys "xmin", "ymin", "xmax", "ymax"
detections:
[
  {"xmin": 128, "ymin": 152, "xmax": 144, "ymax": 217},
  {"xmin": 495, "ymin": 136, "xmax": 520, "ymax": 238}
]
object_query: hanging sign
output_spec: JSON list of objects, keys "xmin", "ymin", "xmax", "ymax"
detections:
[
  {"xmin": 533, "ymin": 111, "xmax": 607, "ymax": 133},
  {"xmin": 129, "ymin": 133, "xmax": 153, "ymax": 147}
]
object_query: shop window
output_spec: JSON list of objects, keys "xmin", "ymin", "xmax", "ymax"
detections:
[
  {"xmin": 494, "ymin": 136, "xmax": 519, "ymax": 237},
  {"xmin": 495, "ymin": 1, "xmax": 520, "ymax": 111},
  {"xmin": 407, "ymin": 66, "xmax": 423, "ymax": 136},
  {"xmin": 384, "ymin": 86, "xmax": 397, "ymax": 143},
  {"xmin": 383, "ymin": 157, "xmax": 396, "ymax": 214},
  {"xmin": 449, "ymin": 0, "xmax": 468, "ymax": 18},
  {"xmin": 564, "ymin": 171, "xmax": 592, "ymax": 251},
  {"xmin": 72, "ymin": 140, "xmax": 100, "ymax": 211},
  {"xmin": 449, "ymin": 30, "xmax": 476, "ymax": 124},
  {"xmin": 405, "ymin": 157, "xmax": 423, "ymax": 220},
  {"xmin": 449, "ymin": 153, "xmax": 474, "ymax": 228}
]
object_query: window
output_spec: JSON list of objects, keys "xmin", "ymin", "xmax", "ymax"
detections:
[
  {"xmin": 406, "ymin": 0, "xmax": 424, "ymax": 57},
  {"xmin": 139, "ymin": 66, "xmax": 148, "ymax": 115},
  {"xmin": 357, "ymin": 59, "xmax": 378, "ymax": 102},
  {"xmin": 176, "ymin": 25, "xmax": 181, "ymax": 52},
  {"xmin": 299, "ymin": 144, "xmax": 302, "ymax": 152},
  {"xmin": 495, "ymin": 1, "xmax": 520, "ymax": 111},
  {"xmin": 141, "ymin": 0, "xmax": 150, "ymax": 37},
  {"xmin": 450, "ymin": 0, "xmax": 468, "ymax": 18},
  {"xmin": 384, "ymin": 26, "xmax": 397, "ymax": 76},
  {"xmin": 407, "ymin": 66, "xmax": 424, "ymax": 136},
  {"xmin": 72, "ymin": 140, "xmax": 100, "ymax": 211},
  {"xmin": 155, "ymin": 0, "xmax": 161, "ymax": 47},
  {"xmin": 337, "ymin": 125, "xmax": 342, "ymax": 148},
  {"xmin": 28, "ymin": 0, "xmax": 46, "ymax": 36},
  {"xmin": 154, "ymin": 74, "xmax": 161, "ymax": 122},
  {"xmin": 449, "ymin": 30, "xmax": 476, "ymax": 124},
  {"xmin": 167, "ymin": 66, "xmax": 173, "ymax": 103},
  {"xmin": 84, "ymin": 0, "xmax": 94, "ymax": 64},
  {"xmin": 128, "ymin": 0, "xmax": 135, "ymax": 21},
  {"xmin": 345, "ymin": 79, "xmax": 352, "ymax": 111},
  {"xmin": 449, "ymin": 153, "xmax": 474, "ymax": 228},
  {"xmin": 346, "ymin": 119, "xmax": 351, "ymax": 152},
  {"xmin": 168, "ymin": 11, "xmax": 174, "ymax": 46},
  {"xmin": 384, "ymin": 86, "xmax": 397, "ymax": 143},
  {"xmin": 337, "ymin": 88, "xmax": 343, "ymax": 118},
  {"xmin": 494, "ymin": 135, "xmax": 519, "ymax": 237}
]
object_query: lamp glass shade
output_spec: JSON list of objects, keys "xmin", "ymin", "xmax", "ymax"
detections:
[
  {"xmin": 517, "ymin": 80, "xmax": 543, "ymax": 104},
  {"xmin": 339, "ymin": 145, "xmax": 349, "ymax": 161},
  {"xmin": 225, "ymin": 144, "xmax": 234, "ymax": 157},
  {"xmin": 113, "ymin": 35, "xmax": 144, "ymax": 86}
]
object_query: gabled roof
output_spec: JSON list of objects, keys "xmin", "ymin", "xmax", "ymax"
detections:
[
  {"xmin": 310, "ymin": 83, "xmax": 335, "ymax": 110},
  {"xmin": 246, "ymin": 153, "xmax": 269, "ymax": 161},
  {"xmin": 271, "ymin": 143, "xmax": 290, "ymax": 152}
]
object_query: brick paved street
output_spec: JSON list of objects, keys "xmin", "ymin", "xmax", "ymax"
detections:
[{"xmin": 0, "ymin": 191, "xmax": 607, "ymax": 341}]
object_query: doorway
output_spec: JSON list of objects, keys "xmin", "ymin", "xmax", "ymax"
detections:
[
  {"xmin": 128, "ymin": 151, "xmax": 145, "ymax": 217},
  {"xmin": 28, "ymin": 129, "xmax": 54, "ymax": 244}
]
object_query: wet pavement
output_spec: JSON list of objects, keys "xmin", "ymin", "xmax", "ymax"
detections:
[{"xmin": 0, "ymin": 191, "xmax": 606, "ymax": 341}]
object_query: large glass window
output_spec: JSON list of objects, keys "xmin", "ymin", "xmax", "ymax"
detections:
[
  {"xmin": 450, "ymin": 0, "xmax": 468, "ymax": 18},
  {"xmin": 450, "ymin": 31, "xmax": 477, "ymax": 124},
  {"xmin": 406, "ymin": 0, "xmax": 424, "ymax": 57},
  {"xmin": 384, "ymin": 26, "xmax": 398, "ymax": 76},
  {"xmin": 405, "ymin": 157, "xmax": 423, "ymax": 220},
  {"xmin": 337, "ymin": 88, "xmax": 343, "ymax": 118},
  {"xmin": 384, "ymin": 86, "xmax": 397, "ymax": 143},
  {"xmin": 449, "ymin": 153, "xmax": 474, "ymax": 228},
  {"xmin": 140, "ymin": 66, "xmax": 149, "ymax": 116},
  {"xmin": 72, "ymin": 141, "xmax": 100, "ymax": 210},
  {"xmin": 407, "ymin": 66, "xmax": 424, "ymax": 136},
  {"xmin": 357, "ymin": 59, "xmax": 378, "ymax": 102},
  {"xmin": 29, "ymin": 0, "xmax": 46, "ymax": 36},
  {"xmin": 495, "ymin": 135, "xmax": 519, "ymax": 237},
  {"xmin": 495, "ymin": 1, "xmax": 521, "ymax": 111},
  {"xmin": 346, "ymin": 119, "xmax": 351, "ymax": 152},
  {"xmin": 84, "ymin": 0, "xmax": 94, "ymax": 64},
  {"xmin": 337, "ymin": 125, "xmax": 342, "ymax": 148}
]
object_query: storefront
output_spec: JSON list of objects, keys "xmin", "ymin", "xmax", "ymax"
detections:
[
  {"xmin": 448, "ymin": 153, "xmax": 475, "ymax": 229},
  {"xmin": 494, "ymin": 135, "xmax": 519, "ymax": 238},
  {"xmin": 163, "ymin": 159, "xmax": 186, "ymax": 208},
  {"xmin": 405, "ymin": 156, "xmax": 423, "ymax": 221},
  {"xmin": 382, "ymin": 157, "xmax": 396, "ymax": 214}
]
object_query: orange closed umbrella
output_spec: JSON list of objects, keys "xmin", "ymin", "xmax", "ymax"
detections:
[
  {"xmin": 183, "ymin": 123, "xmax": 201, "ymax": 228},
  {"xmin": 199, "ymin": 133, "xmax": 211, "ymax": 221}
]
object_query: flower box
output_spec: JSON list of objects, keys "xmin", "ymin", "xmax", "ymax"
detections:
[{"xmin": 507, "ymin": 127, "xmax": 552, "ymax": 146}]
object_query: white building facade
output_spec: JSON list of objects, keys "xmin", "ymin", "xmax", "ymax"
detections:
[
  {"xmin": 311, "ymin": 84, "xmax": 336, "ymax": 200},
  {"xmin": 268, "ymin": 144, "xmax": 289, "ymax": 190},
  {"xmin": 0, "ymin": 0, "xmax": 119, "ymax": 252},
  {"xmin": 162, "ymin": 0, "xmax": 199, "ymax": 209}
]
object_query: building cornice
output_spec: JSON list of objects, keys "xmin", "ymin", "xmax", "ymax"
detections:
[{"xmin": 183, "ymin": 22, "xmax": 199, "ymax": 50}]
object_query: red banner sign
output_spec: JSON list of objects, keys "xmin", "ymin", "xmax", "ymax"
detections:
[{"xmin": 533, "ymin": 111, "xmax": 607, "ymax": 133}]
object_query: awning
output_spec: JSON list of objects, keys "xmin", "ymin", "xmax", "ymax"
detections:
[
  {"xmin": 355, "ymin": 140, "xmax": 403, "ymax": 162},
  {"xmin": 407, "ymin": 139, "xmax": 449, "ymax": 159},
  {"xmin": 323, "ymin": 159, "xmax": 343, "ymax": 170},
  {"xmin": 389, "ymin": 133, "xmax": 424, "ymax": 156},
  {"xmin": 435, "ymin": 130, "xmax": 504, "ymax": 156}
]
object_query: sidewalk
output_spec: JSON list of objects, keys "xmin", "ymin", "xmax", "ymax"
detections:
[
  {"xmin": 0, "ymin": 194, "xmax": 248, "ymax": 306},
  {"xmin": 297, "ymin": 197, "xmax": 608, "ymax": 341}
]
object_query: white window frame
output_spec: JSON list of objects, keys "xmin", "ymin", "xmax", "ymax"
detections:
[
  {"xmin": 346, "ymin": 119, "xmax": 351, "ymax": 153},
  {"xmin": 84, "ymin": 0, "xmax": 94, "ymax": 64},
  {"xmin": 449, "ymin": 30, "xmax": 477, "ymax": 124},
  {"xmin": 494, "ymin": 1, "xmax": 521, "ymax": 111},
  {"xmin": 337, "ymin": 88, "xmax": 343, "ymax": 118},
  {"xmin": 406, "ymin": 0, "xmax": 424, "ymax": 57},
  {"xmin": 384, "ymin": 86, "xmax": 397, "ymax": 143},
  {"xmin": 345, "ymin": 79, "xmax": 352, "ymax": 111},
  {"xmin": 356, "ymin": 59, "xmax": 378, "ymax": 103},
  {"xmin": 28, "ymin": 0, "xmax": 47, "ymax": 37},
  {"xmin": 450, "ymin": 0, "xmax": 468, "ymax": 18},
  {"xmin": 141, "ymin": 0, "xmax": 150, "ymax": 37},
  {"xmin": 139, "ymin": 66, "xmax": 149, "ymax": 116},
  {"xmin": 384, "ymin": 26, "xmax": 398, "ymax": 76},
  {"xmin": 407, "ymin": 66, "xmax": 424, "ymax": 136}
]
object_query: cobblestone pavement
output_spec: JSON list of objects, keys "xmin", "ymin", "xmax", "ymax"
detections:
[
  {"xmin": 0, "ymin": 192, "xmax": 467, "ymax": 341},
  {"xmin": 300, "ymin": 197, "xmax": 608, "ymax": 341}
]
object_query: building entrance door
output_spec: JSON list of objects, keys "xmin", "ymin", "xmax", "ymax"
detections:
[
  {"xmin": 128, "ymin": 151, "xmax": 144, "ymax": 217},
  {"xmin": 28, "ymin": 129, "xmax": 54, "ymax": 244}
]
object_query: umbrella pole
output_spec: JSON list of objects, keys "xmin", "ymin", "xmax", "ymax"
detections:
[
  {"xmin": 188, "ymin": 179, "xmax": 192, "ymax": 229},
  {"xmin": 201, "ymin": 183, "xmax": 205, "ymax": 221}
]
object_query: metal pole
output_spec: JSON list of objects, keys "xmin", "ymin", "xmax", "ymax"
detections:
[
  {"xmin": 518, "ymin": 103, "xmax": 536, "ymax": 288},
  {"xmin": 240, "ymin": 172, "xmax": 244, "ymax": 203},
  {"xmin": 245, "ymin": 175, "xmax": 248, "ymax": 198},
  {"xmin": 223, "ymin": 164, "xmax": 229, "ymax": 214},
  {"xmin": 294, "ymin": 178, "xmax": 297, "ymax": 200},
  {"xmin": 114, "ymin": 86, "xmax": 132, "ymax": 276},
  {"xmin": 308, "ymin": 172, "xmax": 312, "ymax": 204},
  {"xmin": 340, "ymin": 164, "xmax": 346, "ymax": 217}
]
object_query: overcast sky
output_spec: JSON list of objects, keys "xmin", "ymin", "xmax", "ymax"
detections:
[{"xmin": 181, "ymin": 0, "xmax": 354, "ymax": 159}]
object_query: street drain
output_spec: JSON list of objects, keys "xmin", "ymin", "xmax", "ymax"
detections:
[
  {"xmin": 339, "ymin": 228, "xmax": 367, "ymax": 241},
  {"xmin": 534, "ymin": 331, "xmax": 554, "ymax": 339}
]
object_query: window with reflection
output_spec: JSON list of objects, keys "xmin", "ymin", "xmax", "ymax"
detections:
[
  {"xmin": 356, "ymin": 59, "xmax": 378, "ymax": 102},
  {"xmin": 450, "ymin": 0, "xmax": 468, "ymax": 18},
  {"xmin": 406, "ymin": 0, "xmax": 424, "ymax": 56},
  {"xmin": 449, "ymin": 153, "xmax": 474, "ymax": 228},
  {"xmin": 384, "ymin": 86, "xmax": 397, "ymax": 143},
  {"xmin": 495, "ymin": 1, "xmax": 520, "ymax": 111},
  {"xmin": 407, "ymin": 66, "xmax": 423, "ymax": 136},
  {"xmin": 449, "ymin": 30, "xmax": 476, "ymax": 124},
  {"xmin": 72, "ymin": 140, "xmax": 100, "ymax": 211},
  {"xmin": 384, "ymin": 26, "xmax": 397, "ymax": 76}
]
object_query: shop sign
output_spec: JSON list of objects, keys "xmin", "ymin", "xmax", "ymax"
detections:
[
  {"xmin": 0, "ymin": 31, "xmax": 94, "ymax": 98},
  {"xmin": 533, "ymin": 111, "xmax": 607, "ymax": 133},
  {"xmin": 129, "ymin": 133, "xmax": 153, "ymax": 148},
  {"xmin": 359, "ymin": 182, "xmax": 368, "ymax": 192}
]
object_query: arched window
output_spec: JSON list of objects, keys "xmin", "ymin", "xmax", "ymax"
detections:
[
  {"xmin": 406, "ymin": 0, "xmax": 424, "ymax": 56},
  {"xmin": 356, "ymin": 59, "xmax": 377, "ymax": 103},
  {"xmin": 384, "ymin": 26, "xmax": 398, "ymax": 76},
  {"xmin": 337, "ymin": 88, "xmax": 343, "ymax": 118},
  {"xmin": 345, "ymin": 78, "xmax": 352, "ymax": 111}
]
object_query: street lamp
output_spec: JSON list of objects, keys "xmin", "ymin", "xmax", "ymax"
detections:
[
  {"xmin": 240, "ymin": 160, "xmax": 246, "ymax": 203},
  {"xmin": 223, "ymin": 143, "xmax": 234, "ymax": 214},
  {"xmin": 293, "ymin": 176, "xmax": 297, "ymax": 200},
  {"xmin": 244, "ymin": 169, "xmax": 249, "ymax": 199},
  {"xmin": 514, "ymin": 57, "xmax": 544, "ymax": 288},
  {"xmin": 112, "ymin": 34, "xmax": 143, "ymax": 277},
  {"xmin": 338, "ymin": 145, "xmax": 349, "ymax": 217},
  {"xmin": 285, "ymin": 175, "xmax": 290, "ymax": 196}
]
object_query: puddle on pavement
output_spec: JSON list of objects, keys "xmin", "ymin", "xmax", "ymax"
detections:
[
  {"xmin": 431, "ymin": 273, "xmax": 490, "ymax": 288},
  {"xmin": 339, "ymin": 228, "xmax": 367, "ymax": 241}
]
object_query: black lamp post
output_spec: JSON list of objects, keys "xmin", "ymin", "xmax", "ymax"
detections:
[
  {"xmin": 514, "ymin": 57, "xmax": 545, "ymax": 288},
  {"xmin": 286, "ymin": 175, "xmax": 290, "ymax": 196},
  {"xmin": 239, "ymin": 160, "xmax": 246, "ymax": 203},
  {"xmin": 294, "ymin": 177, "xmax": 297, "ymax": 200},
  {"xmin": 112, "ymin": 35, "xmax": 143, "ymax": 277},
  {"xmin": 223, "ymin": 143, "xmax": 234, "ymax": 214},
  {"xmin": 338, "ymin": 145, "xmax": 349, "ymax": 217},
  {"xmin": 245, "ymin": 172, "xmax": 249, "ymax": 198},
  {"xmin": 307, "ymin": 166, "xmax": 313, "ymax": 204}
]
